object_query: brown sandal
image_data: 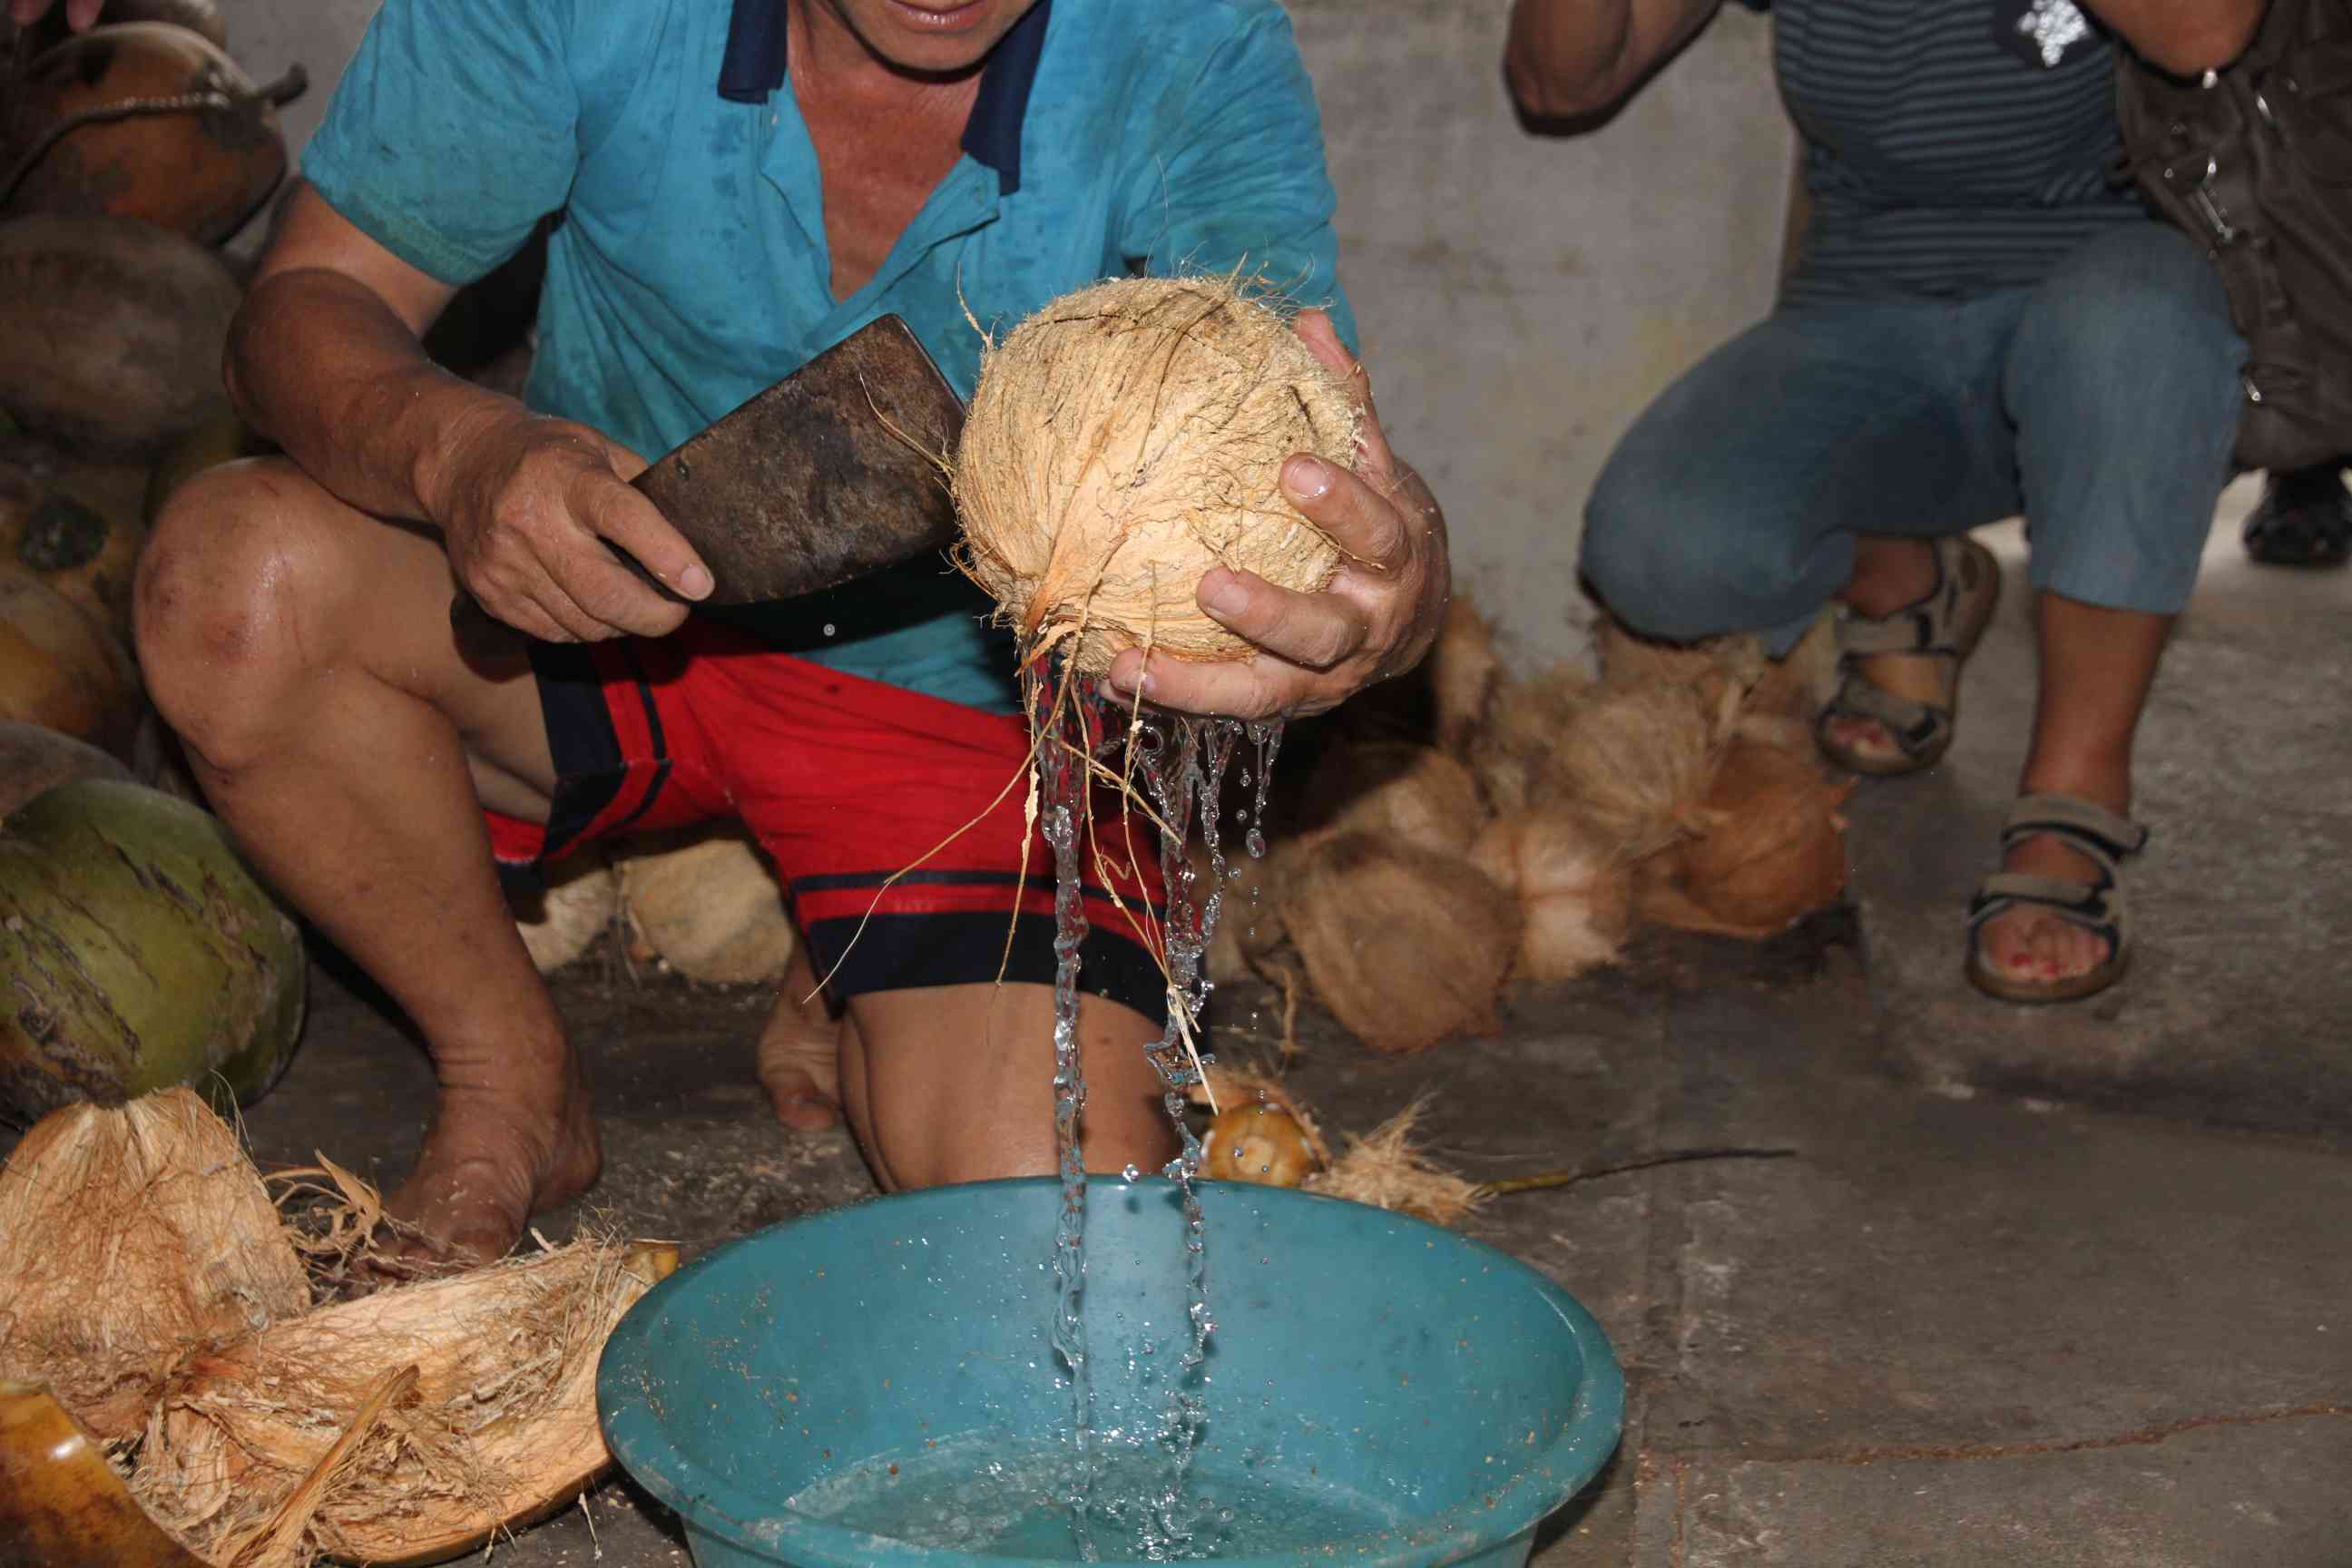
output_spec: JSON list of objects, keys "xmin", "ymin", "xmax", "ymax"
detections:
[
  {"xmin": 1816, "ymin": 534, "xmax": 2003, "ymax": 777},
  {"xmin": 1964, "ymin": 793, "xmax": 2148, "ymax": 1004}
]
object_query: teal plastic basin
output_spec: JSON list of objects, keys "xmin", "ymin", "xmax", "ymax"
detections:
[{"xmin": 597, "ymin": 1177, "xmax": 1623, "ymax": 1568}]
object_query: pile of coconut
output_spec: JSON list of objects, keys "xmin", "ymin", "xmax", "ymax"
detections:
[
  {"xmin": 1190, "ymin": 600, "xmax": 1853, "ymax": 1058},
  {"xmin": 0, "ymin": 1086, "xmax": 670, "ymax": 1566}
]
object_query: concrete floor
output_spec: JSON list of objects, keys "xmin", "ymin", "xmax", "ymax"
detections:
[{"xmin": 11, "ymin": 495, "xmax": 2350, "ymax": 1565}]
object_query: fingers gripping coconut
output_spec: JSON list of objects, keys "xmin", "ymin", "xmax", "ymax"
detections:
[{"xmin": 956, "ymin": 277, "xmax": 1451, "ymax": 720}]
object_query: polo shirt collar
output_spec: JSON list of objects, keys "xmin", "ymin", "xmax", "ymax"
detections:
[{"xmin": 718, "ymin": 0, "xmax": 1049, "ymax": 196}]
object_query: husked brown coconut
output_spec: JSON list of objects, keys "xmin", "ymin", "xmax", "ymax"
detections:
[
  {"xmin": 136, "ymin": 1240, "xmax": 672, "ymax": 1568},
  {"xmin": 512, "ymin": 854, "xmax": 617, "ymax": 974},
  {"xmin": 617, "ymin": 826, "xmax": 794, "ymax": 984},
  {"xmin": 1304, "ymin": 740, "xmax": 1485, "ymax": 857},
  {"xmin": 1471, "ymin": 810, "xmax": 1632, "ymax": 982},
  {"xmin": 1281, "ymin": 831, "xmax": 1518, "ymax": 1055},
  {"xmin": 1641, "ymin": 740, "xmax": 1850, "ymax": 938},
  {"xmin": 0, "ymin": 1089, "xmax": 309, "ymax": 1440},
  {"xmin": 954, "ymin": 277, "xmax": 1358, "ymax": 674}
]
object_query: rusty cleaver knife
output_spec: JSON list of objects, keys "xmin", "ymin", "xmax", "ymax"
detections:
[{"xmin": 451, "ymin": 313, "xmax": 965, "ymax": 650}]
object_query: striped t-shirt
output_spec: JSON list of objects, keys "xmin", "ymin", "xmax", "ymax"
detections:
[{"xmin": 1763, "ymin": 0, "xmax": 2150, "ymax": 303}]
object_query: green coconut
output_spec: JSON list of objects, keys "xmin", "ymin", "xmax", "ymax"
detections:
[{"xmin": 0, "ymin": 779, "xmax": 304, "ymax": 1125}]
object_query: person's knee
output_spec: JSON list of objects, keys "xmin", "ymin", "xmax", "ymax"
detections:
[
  {"xmin": 134, "ymin": 457, "xmax": 352, "ymax": 767},
  {"xmin": 2010, "ymin": 225, "xmax": 2244, "ymax": 409},
  {"xmin": 1582, "ymin": 460, "xmax": 1805, "ymax": 642}
]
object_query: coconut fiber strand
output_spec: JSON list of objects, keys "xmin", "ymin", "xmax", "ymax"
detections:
[
  {"xmin": 954, "ymin": 276, "xmax": 1358, "ymax": 674},
  {"xmin": 0, "ymin": 1088, "xmax": 309, "ymax": 1442}
]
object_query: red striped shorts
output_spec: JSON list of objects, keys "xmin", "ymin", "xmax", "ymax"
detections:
[{"xmin": 488, "ymin": 619, "xmax": 1170, "ymax": 1019}]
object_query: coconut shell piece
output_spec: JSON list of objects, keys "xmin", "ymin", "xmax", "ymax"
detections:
[
  {"xmin": 0, "ymin": 1089, "xmax": 309, "ymax": 1442},
  {"xmin": 1471, "ymin": 810, "xmax": 1632, "ymax": 982},
  {"xmin": 1281, "ymin": 831, "xmax": 1519, "ymax": 1055},
  {"xmin": 137, "ymin": 1240, "xmax": 677, "ymax": 1568},
  {"xmin": 954, "ymin": 276, "xmax": 1357, "ymax": 674},
  {"xmin": 0, "ymin": 1380, "xmax": 209, "ymax": 1568}
]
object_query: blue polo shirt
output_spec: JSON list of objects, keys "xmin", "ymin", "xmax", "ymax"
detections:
[{"xmin": 301, "ymin": 0, "xmax": 1354, "ymax": 713}]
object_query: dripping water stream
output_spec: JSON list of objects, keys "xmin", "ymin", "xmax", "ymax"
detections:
[{"xmin": 1031, "ymin": 666, "xmax": 1282, "ymax": 1561}]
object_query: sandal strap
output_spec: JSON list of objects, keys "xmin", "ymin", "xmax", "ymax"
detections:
[
  {"xmin": 1998, "ymin": 792, "xmax": 2149, "ymax": 867},
  {"xmin": 1967, "ymin": 870, "xmax": 2124, "ymax": 962},
  {"xmin": 1838, "ymin": 536, "xmax": 1995, "ymax": 658},
  {"xmin": 1821, "ymin": 671, "xmax": 1943, "ymax": 754}
]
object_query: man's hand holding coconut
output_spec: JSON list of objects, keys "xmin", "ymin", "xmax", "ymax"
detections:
[
  {"xmin": 1102, "ymin": 309, "xmax": 1452, "ymax": 721},
  {"xmin": 131, "ymin": 0, "xmax": 1449, "ymax": 1269}
]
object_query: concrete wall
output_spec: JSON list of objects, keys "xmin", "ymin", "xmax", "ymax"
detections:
[{"xmin": 221, "ymin": 0, "xmax": 1793, "ymax": 670}]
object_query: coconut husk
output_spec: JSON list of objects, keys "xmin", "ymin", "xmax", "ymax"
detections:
[
  {"xmin": 0, "ymin": 557, "xmax": 141, "ymax": 756},
  {"xmin": 512, "ymin": 853, "xmax": 617, "ymax": 975},
  {"xmin": 1639, "ymin": 740, "xmax": 1851, "ymax": 938},
  {"xmin": 616, "ymin": 826, "xmax": 794, "ymax": 985},
  {"xmin": 1280, "ymin": 831, "xmax": 1518, "ymax": 1055},
  {"xmin": 953, "ymin": 276, "xmax": 1359, "ymax": 674},
  {"xmin": 0, "ymin": 1090, "xmax": 309, "ymax": 1441},
  {"xmin": 1305, "ymin": 1100, "xmax": 1484, "ymax": 1228},
  {"xmin": 135, "ymin": 1238, "xmax": 671, "ymax": 1568},
  {"xmin": 1426, "ymin": 593, "xmax": 1504, "ymax": 754},
  {"xmin": 1534, "ymin": 676, "xmax": 1730, "ymax": 861},
  {"xmin": 1596, "ymin": 619, "xmax": 1766, "ymax": 713},
  {"xmin": 1301, "ymin": 740, "xmax": 1485, "ymax": 857},
  {"xmin": 1465, "ymin": 664, "xmax": 1594, "ymax": 817},
  {"xmin": 1471, "ymin": 810, "xmax": 1632, "ymax": 982},
  {"xmin": 1746, "ymin": 610, "xmax": 1840, "ymax": 722},
  {"xmin": 1187, "ymin": 838, "xmax": 1286, "ymax": 988}
]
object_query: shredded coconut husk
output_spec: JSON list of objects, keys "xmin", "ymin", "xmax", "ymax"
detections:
[
  {"xmin": 1301, "ymin": 740, "xmax": 1487, "ymax": 857},
  {"xmin": 512, "ymin": 853, "xmax": 617, "ymax": 975},
  {"xmin": 135, "ymin": 1238, "xmax": 671, "ymax": 1568},
  {"xmin": 953, "ymin": 276, "xmax": 1359, "ymax": 674},
  {"xmin": 0, "ymin": 1090, "xmax": 309, "ymax": 1441},
  {"xmin": 1470, "ymin": 810, "xmax": 1632, "ymax": 982},
  {"xmin": 1305, "ymin": 1100, "xmax": 1484, "ymax": 1228},
  {"xmin": 1640, "ymin": 740, "xmax": 1852, "ymax": 938},
  {"xmin": 1280, "ymin": 831, "xmax": 1519, "ymax": 1055},
  {"xmin": 618, "ymin": 825, "xmax": 795, "ymax": 985}
]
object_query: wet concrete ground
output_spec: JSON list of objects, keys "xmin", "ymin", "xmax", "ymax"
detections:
[{"xmin": 11, "ymin": 495, "xmax": 2348, "ymax": 1565}]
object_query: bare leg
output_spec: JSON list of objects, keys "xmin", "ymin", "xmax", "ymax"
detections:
[
  {"xmin": 1819, "ymin": 534, "xmax": 1944, "ymax": 764},
  {"xmin": 757, "ymin": 942, "xmax": 845, "ymax": 1131},
  {"xmin": 134, "ymin": 458, "xmax": 597, "ymax": 1265},
  {"xmin": 838, "ymin": 982, "xmax": 1176, "ymax": 1191},
  {"xmin": 1975, "ymin": 592, "xmax": 2170, "ymax": 986}
]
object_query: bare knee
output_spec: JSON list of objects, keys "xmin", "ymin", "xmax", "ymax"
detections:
[{"xmin": 134, "ymin": 457, "xmax": 358, "ymax": 769}]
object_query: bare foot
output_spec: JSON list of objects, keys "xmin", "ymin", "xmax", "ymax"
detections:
[
  {"xmin": 379, "ymin": 1064, "xmax": 603, "ymax": 1269},
  {"xmin": 758, "ymin": 946, "xmax": 843, "ymax": 1132},
  {"xmin": 1972, "ymin": 830, "xmax": 2112, "ymax": 986}
]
